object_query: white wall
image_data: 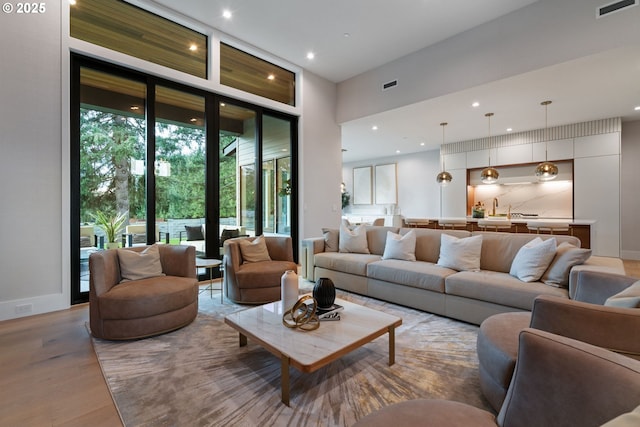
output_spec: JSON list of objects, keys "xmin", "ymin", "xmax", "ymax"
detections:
[
  {"xmin": 299, "ymin": 71, "xmax": 342, "ymax": 239},
  {"xmin": 0, "ymin": 2, "xmax": 68, "ymax": 320},
  {"xmin": 337, "ymin": 0, "xmax": 640, "ymax": 124},
  {"xmin": 621, "ymin": 120, "xmax": 640, "ymax": 260},
  {"xmin": 343, "ymin": 150, "xmax": 441, "ymax": 219}
]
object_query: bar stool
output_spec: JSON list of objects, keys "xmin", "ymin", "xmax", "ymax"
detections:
[
  {"xmin": 477, "ymin": 219, "xmax": 512, "ymax": 232},
  {"xmin": 405, "ymin": 218, "xmax": 430, "ymax": 228},
  {"xmin": 526, "ymin": 221, "xmax": 570, "ymax": 235},
  {"xmin": 439, "ymin": 218, "xmax": 468, "ymax": 230}
]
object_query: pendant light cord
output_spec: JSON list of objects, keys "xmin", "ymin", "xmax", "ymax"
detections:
[{"xmin": 485, "ymin": 113, "xmax": 493, "ymax": 166}]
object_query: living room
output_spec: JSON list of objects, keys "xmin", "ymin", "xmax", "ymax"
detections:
[{"xmin": 1, "ymin": 0, "xmax": 640, "ymax": 425}]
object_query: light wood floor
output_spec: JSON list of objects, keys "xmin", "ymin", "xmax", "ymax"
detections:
[{"xmin": 1, "ymin": 261, "xmax": 639, "ymax": 427}]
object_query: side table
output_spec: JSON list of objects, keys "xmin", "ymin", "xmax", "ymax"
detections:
[{"xmin": 195, "ymin": 258, "xmax": 223, "ymax": 303}]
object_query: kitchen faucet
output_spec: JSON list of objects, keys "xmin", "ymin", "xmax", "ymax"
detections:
[{"xmin": 492, "ymin": 198, "xmax": 498, "ymax": 216}]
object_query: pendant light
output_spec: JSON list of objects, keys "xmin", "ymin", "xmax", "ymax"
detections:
[
  {"xmin": 535, "ymin": 100, "xmax": 559, "ymax": 181},
  {"xmin": 480, "ymin": 112, "xmax": 499, "ymax": 184},
  {"xmin": 436, "ymin": 122, "xmax": 453, "ymax": 186}
]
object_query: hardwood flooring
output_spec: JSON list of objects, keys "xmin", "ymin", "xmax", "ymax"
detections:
[{"xmin": 1, "ymin": 260, "xmax": 638, "ymax": 426}]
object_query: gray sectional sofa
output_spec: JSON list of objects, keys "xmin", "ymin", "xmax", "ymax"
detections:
[{"xmin": 301, "ymin": 226, "xmax": 624, "ymax": 325}]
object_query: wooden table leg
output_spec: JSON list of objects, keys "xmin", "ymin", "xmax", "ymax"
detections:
[
  {"xmin": 388, "ymin": 325, "xmax": 396, "ymax": 366},
  {"xmin": 239, "ymin": 333, "xmax": 247, "ymax": 347},
  {"xmin": 281, "ymin": 355, "xmax": 290, "ymax": 406}
]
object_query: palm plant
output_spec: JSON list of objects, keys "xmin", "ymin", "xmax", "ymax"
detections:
[{"xmin": 92, "ymin": 210, "xmax": 128, "ymax": 243}]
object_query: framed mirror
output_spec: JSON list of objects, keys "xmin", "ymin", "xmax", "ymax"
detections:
[
  {"xmin": 375, "ymin": 163, "xmax": 397, "ymax": 204},
  {"xmin": 353, "ymin": 166, "xmax": 373, "ymax": 205}
]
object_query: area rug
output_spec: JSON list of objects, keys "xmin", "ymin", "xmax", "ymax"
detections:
[{"xmin": 91, "ymin": 283, "xmax": 492, "ymax": 426}]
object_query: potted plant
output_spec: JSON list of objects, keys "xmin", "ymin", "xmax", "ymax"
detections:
[{"xmin": 93, "ymin": 210, "xmax": 128, "ymax": 249}]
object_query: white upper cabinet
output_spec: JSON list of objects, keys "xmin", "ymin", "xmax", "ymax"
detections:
[
  {"xmin": 444, "ymin": 152, "xmax": 466, "ymax": 170},
  {"xmin": 533, "ymin": 138, "xmax": 574, "ymax": 161},
  {"xmin": 574, "ymin": 133, "xmax": 620, "ymax": 158},
  {"xmin": 495, "ymin": 144, "xmax": 532, "ymax": 166},
  {"xmin": 466, "ymin": 148, "xmax": 496, "ymax": 169}
]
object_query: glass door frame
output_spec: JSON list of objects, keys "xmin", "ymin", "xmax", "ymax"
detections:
[{"xmin": 70, "ymin": 54, "xmax": 298, "ymax": 305}]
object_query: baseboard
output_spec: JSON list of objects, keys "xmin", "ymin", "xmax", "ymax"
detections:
[
  {"xmin": 620, "ymin": 250, "xmax": 640, "ymax": 261},
  {"xmin": 0, "ymin": 293, "xmax": 69, "ymax": 322}
]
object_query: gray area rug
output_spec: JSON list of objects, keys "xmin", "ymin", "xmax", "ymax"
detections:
[{"xmin": 91, "ymin": 282, "xmax": 492, "ymax": 426}]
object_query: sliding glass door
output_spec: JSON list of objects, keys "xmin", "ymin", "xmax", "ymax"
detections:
[{"xmin": 71, "ymin": 55, "xmax": 298, "ymax": 304}]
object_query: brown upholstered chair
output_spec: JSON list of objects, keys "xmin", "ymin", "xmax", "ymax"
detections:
[
  {"xmin": 477, "ymin": 270, "xmax": 640, "ymax": 411},
  {"xmin": 223, "ymin": 235, "xmax": 297, "ymax": 304},
  {"xmin": 89, "ymin": 244, "xmax": 198, "ymax": 340},
  {"xmin": 353, "ymin": 328, "xmax": 640, "ymax": 427}
]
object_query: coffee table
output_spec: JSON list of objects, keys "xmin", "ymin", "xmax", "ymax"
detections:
[{"xmin": 224, "ymin": 297, "xmax": 402, "ymax": 405}]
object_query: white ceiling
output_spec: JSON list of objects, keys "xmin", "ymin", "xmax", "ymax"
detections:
[{"xmin": 154, "ymin": 0, "xmax": 640, "ymax": 162}]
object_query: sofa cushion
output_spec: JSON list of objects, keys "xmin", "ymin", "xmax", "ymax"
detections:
[
  {"xmin": 185, "ymin": 225, "xmax": 204, "ymax": 241},
  {"xmin": 99, "ymin": 275, "xmax": 196, "ymax": 319},
  {"xmin": 315, "ymin": 252, "xmax": 381, "ymax": 276},
  {"xmin": 117, "ymin": 244, "xmax": 165, "ymax": 283},
  {"xmin": 367, "ymin": 259, "xmax": 454, "ymax": 292},
  {"xmin": 542, "ymin": 242, "xmax": 592, "ymax": 288},
  {"xmin": 239, "ymin": 235, "xmax": 272, "ymax": 263},
  {"xmin": 382, "ymin": 230, "xmax": 416, "ymax": 261},
  {"xmin": 437, "ymin": 234, "xmax": 483, "ymax": 272},
  {"xmin": 509, "ymin": 237, "xmax": 557, "ymax": 282},
  {"xmin": 339, "ymin": 224, "xmax": 370, "ymax": 254},
  {"xmin": 605, "ymin": 281, "xmax": 640, "ymax": 308},
  {"xmin": 365, "ymin": 226, "xmax": 400, "ymax": 255},
  {"xmin": 445, "ymin": 270, "xmax": 569, "ymax": 310}
]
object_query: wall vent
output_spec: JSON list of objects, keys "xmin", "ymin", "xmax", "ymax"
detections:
[
  {"xmin": 382, "ymin": 80, "xmax": 398, "ymax": 91},
  {"xmin": 597, "ymin": 0, "xmax": 638, "ymax": 18}
]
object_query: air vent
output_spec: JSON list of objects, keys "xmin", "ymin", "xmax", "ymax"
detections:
[
  {"xmin": 597, "ymin": 0, "xmax": 638, "ymax": 17},
  {"xmin": 382, "ymin": 80, "xmax": 398, "ymax": 91}
]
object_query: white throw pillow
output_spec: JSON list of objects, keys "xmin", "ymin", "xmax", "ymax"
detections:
[
  {"xmin": 339, "ymin": 224, "xmax": 370, "ymax": 254},
  {"xmin": 542, "ymin": 242, "xmax": 592, "ymax": 288},
  {"xmin": 117, "ymin": 244, "xmax": 165, "ymax": 283},
  {"xmin": 437, "ymin": 234, "xmax": 483, "ymax": 272},
  {"xmin": 382, "ymin": 230, "xmax": 416, "ymax": 261},
  {"xmin": 605, "ymin": 281, "xmax": 640, "ymax": 308},
  {"xmin": 510, "ymin": 237, "xmax": 557, "ymax": 282},
  {"xmin": 239, "ymin": 235, "xmax": 272, "ymax": 263}
]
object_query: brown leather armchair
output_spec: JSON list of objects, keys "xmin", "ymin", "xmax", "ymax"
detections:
[
  {"xmin": 223, "ymin": 236, "xmax": 297, "ymax": 304},
  {"xmin": 353, "ymin": 328, "xmax": 640, "ymax": 427},
  {"xmin": 89, "ymin": 244, "xmax": 198, "ymax": 340}
]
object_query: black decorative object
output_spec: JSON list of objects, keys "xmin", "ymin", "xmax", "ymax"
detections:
[{"xmin": 313, "ymin": 277, "xmax": 336, "ymax": 309}]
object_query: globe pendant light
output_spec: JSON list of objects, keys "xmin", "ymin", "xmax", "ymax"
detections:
[
  {"xmin": 535, "ymin": 100, "xmax": 559, "ymax": 181},
  {"xmin": 480, "ymin": 112, "xmax": 499, "ymax": 184},
  {"xmin": 436, "ymin": 122, "xmax": 453, "ymax": 186}
]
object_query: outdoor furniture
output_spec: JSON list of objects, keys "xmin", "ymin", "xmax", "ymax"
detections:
[
  {"xmin": 223, "ymin": 235, "xmax": 297, "ymax": 304},
  {"xmin": 123, "ymin": 223, "xmax": 168, "ymax": 247},
  {"xmin": 353, "ymin": 328, "xmax": 640, "ymax": 427},
  {"xmin": 89, "ymin": 244, "xmax": 198, "ymax": 340}
]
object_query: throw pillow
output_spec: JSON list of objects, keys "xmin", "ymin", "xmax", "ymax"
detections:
[
  {"xmin": 339, "ymin": 224, "xmax": 370, "ymax": 254},
  {"xmin": 239, "ymin": 235, "xmax": 272, "ymax": 263},
  {"xmin": 604, "ymin": 281, "xmax": 640, "ymax": 308},
  {"xmin": 382, "ymin": 230, "xmax": 416, "ymax": 261},
  {"xmin": 541, "ymin": 242, "xmax": 592, "ymax": 288},
  {"xmin": 436, "ymin": 234, "xmax": 483, "ymax": 272},
  {"xmin": 322, "ymin": 228, "xmax": 339, "ymax": 252},
  {"xmin": 185, "ymin": 225, "xmax": 204, "ymax": 241},
  {"xmin": 117, "ymin": 244, "xmax": 165, "ymax": 283},
  {"xmin": 509, "ymin": 237, "xmax": 557, "ymax": 282}
]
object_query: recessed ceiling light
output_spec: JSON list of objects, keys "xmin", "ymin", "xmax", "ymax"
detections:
[
  {"xmin": 472, "ymin": 102, "xmax": 480, "ymax": 108},
  {"xmin": 267, "ymin": 74, "xmax": 275, "ymax": 80},
  {"xmin": 189, "ymin": 44, "xmax": 197, "ymax": 52},
  {"xmin": 190, "ymin": 118, "xmax": 197, "ymax": 122},
  {"xmin": 420, "ymin": 142, "xmax": 425, "ymax": 146},
  {"xmin": 306, "ymin": 52, "xmax": 315, "ymax": 60},
  {"xmin": 69, "ymin": 0, "xmax": 77, "ymax": 5},
  {"xmin": 372, "ymin": 125, "xmax": 378, "ymax": 130},
  {"xmin": 635, "ymin": 106, "xmax": 640, "ymax": 111},
  {"xmin": 507, "ymin": 128, "xmax": 513, "ymax": 132},
  {"xmin": 220, "ymin": 102, "xmax": 226, "ymax": 107},
  {"xmin": 130, "ymin": 105, "xmax": 139, "ymax": 110},
  {"xmin": 343, "ymin": 33, "xmax": 351, "ymax": 38},
  {"xmin": 222, "ymin": 9, "xmax": 232, "ymax": 19},
  {"xmin": 396, "ymin": 150, "xmax": 401, "ymax": 154}
]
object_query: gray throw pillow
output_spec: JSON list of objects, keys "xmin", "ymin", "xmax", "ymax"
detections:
[
  {"xmin": 185, "ymin": 225, "xmax": 204, "ymax": 241},
  {"xmin": 541, "ymin": 242, "xmax": 592, "ymax": 288},
  {"xmin": 339, "ymin": 224, "xmax": 370, "ymax": 254},
  {"xmin": 322, "ymin": 228, "xmax": 339, "ymax": 252},
  {"xmin": 382, "ymin": 230, "xmax": 416, "ymax": 261},
  {"xmin": 239, "ymin": 235, "xmax": 272, "ymax": 263}
]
